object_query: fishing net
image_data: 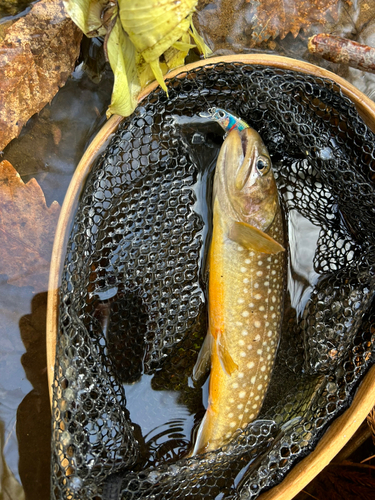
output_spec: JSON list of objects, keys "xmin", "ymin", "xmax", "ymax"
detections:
[{"xmin": 51, "ymin": 62, "xmax": 375, "ymax": 500}]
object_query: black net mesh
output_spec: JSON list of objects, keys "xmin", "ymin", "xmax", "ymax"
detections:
[{"xmin": 51, "ymin": 62, "xmax": 375, "ymax": 500}]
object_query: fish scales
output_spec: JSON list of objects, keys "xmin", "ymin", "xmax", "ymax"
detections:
[
  {"xmin": 204, "ymin": 209, "xmax": 285, "ymax": 446},
  {"xmin": 221, "ymin": 211, "xmax": 284, "ymax": 430}
]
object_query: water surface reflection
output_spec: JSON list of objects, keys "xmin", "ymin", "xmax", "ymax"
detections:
[{"xmin": 0, "ymin": 53, "xmax": 113, "ymax": 498}]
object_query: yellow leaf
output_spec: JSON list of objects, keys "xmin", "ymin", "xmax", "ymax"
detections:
[
  {"xmin": 106, "ymin": 18, "xmax": 141, "ymax": 117},
  {"xmin": 136, "ymin": 53, "xmax": 168, "ymax": 89},
  {"xmin": 142, "ymin": 16, "xmax": 190, "ymax": 62},
  {"xmin": 189, "ymin": 14, "xmax": 212, "ymax": 58},
  {"xmin": 136, "ymin": 53, "xmax": 155, "ymax": 88},
  {"xmin": 63, "ymin": 0, "xmax": 107, "ymax": 36},
  {"xmin": 119, "ymin": 0, "xmax": 198, "ymax": 52},
  {"xmin": 65, "ymin": 0, "xmax": 212, "ymax": 118},
  {"xmin": 165, "ymin": 32, "xmax": 194, "ymax": 70},
  {"xmin": 148, "ymin": 59, "xmax": 168, "ymax": 93},
  {"xmin": 172, "ymin": 40, "xmax": 196, "ymax": 52}
]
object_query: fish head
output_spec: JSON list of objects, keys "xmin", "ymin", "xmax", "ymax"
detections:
[{"xmin": 215, "ymin": 128, "xmax": 278, "ymax": 231}]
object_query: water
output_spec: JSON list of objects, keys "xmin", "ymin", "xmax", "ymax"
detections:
[
  {"xmin": 287, "ymin": 210, "xmax": 320, "ymax": 318},
  {"xmin": 0, "ymin": 57, "xmax": 113, "ymax": 500},
  {"xmin": 0, "ymin": 0, "xmax": 35, "ymax": 22},
  {"xmin": 125, "ymin": 375, "xmax": 195, "ymax": 463}
]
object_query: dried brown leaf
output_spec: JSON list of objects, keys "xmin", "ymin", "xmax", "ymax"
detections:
[
  {"xmin": 298, "ymin": 461, "xmax": 375, "ymax": 500},
  {"xmin": 318, "ymin": 462, "xmax": 375, "ymax": 499},
  {"xmin": 248, "ymin": 0, "xmax": 341, "ymax": 42},
  {"xmin": 196, "ymin": 0, "xmax": 342, "ymax": 53},
  {"xmin": 0, "ymin": 160, "xmax": 61, "ymax": 292},
  {"xmin": 0, "ymin": 0, "xmax": 82, "ymax": 151}
]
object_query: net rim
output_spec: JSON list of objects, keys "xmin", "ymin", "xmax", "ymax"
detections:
[{"xmin": 46, "ymin": 53, "xmax": 375, "ymax": 500}]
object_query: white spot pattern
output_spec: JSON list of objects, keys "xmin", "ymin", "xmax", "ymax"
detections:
[{"xmin": 210, "ymin": 214, "xmax": 284, "ymax": 443}]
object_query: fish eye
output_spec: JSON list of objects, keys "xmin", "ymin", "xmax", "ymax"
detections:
[
  {"xmin": 256, "ymin": 155, "xmax": 271, "ymax": 175},
  {"xmin": 217, "ymin": 110, "xmax": 226, "ymax": 119}
]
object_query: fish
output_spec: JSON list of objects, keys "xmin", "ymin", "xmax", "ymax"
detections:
[
  {"xmin": 190, "ymin": 126, "xmax": 286, "ymax": 455},
  {"xmin": 200, "ymin": 107, "xmax": 249, "ymax": 133}
]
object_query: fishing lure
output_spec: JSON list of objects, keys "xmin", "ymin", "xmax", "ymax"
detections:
[{"xmin": 200, "ymin": 107, "xmax": 249, "ymax": 133}]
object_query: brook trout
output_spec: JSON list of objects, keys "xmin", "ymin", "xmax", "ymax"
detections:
[{"xmin": 191, "ymin": 127, "xmax": 285, "ymax": 455}]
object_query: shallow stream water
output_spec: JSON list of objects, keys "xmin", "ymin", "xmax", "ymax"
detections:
[{"xmin": 0, "ymin": 61, "xmax": 113, "ymax": 498}]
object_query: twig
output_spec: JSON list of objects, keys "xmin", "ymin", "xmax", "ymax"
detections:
[
  {"xmin": 301, "ymin": 489, "xmax": 320, "ymax": 500},
  {"xmin": 361, "ymin": 454, "xmax": 375, "ymax": 464},
  {"xmin": 308, "ymin": 34, "xmax": 375, "ymax": 74}
]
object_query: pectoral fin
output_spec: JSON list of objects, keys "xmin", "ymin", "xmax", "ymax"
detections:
[
  {"xmin": 228, "ymin": 220, "xmax": 284, "ymax": 254},
  {"xmin": 217, "ymin": 330, "xmax": 238, "ymax": 375},
  {"xmin": 192, "ymin": 331, "xmax": 213, "ymax": 382}
]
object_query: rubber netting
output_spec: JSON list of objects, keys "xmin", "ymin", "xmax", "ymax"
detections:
[{"xmin": 51, "ymin": 62, "xmax": 375, "ymax": 500}]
